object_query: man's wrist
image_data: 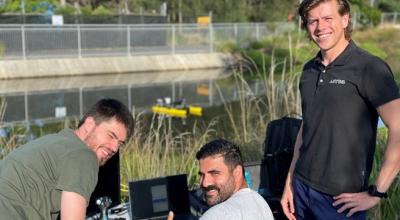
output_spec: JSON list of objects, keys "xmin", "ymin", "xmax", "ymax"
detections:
[{"xmin": 368, "ymin": 185, "xmax": 388, "ymax": 198}]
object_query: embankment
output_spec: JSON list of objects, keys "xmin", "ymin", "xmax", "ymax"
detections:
[{"xmin": 0, "ymin": 53, "xmax": 235, "ymax": 79}]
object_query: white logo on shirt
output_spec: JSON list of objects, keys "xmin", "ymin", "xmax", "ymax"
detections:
[{"xmin": 329, "ymin": 79, "xmax": 346, "ymax": 85}]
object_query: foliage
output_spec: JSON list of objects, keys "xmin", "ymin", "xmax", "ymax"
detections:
[
  {"xmin": 378, "ymin": 0, "xmax": 400, "ymax": 12},
  {"xmin": 120, "ymin": 113, "xmax": 215, "ymax": 196},
  {"xmin": 0, "ymin": 0, "xmax": 22, "ymax": 13},
  {"xmin": 0, "ymin": 0, "xmax": 57, "ymax": 14},
  {"xmin": 239, "ymin": 31, "xmax": 317, "ymax": 77},
  {"xmin": 80, "ymin": 6, "xmax": 93, "ymax": 16},
  {"xmin": 215, "ymin": 40, "xmax": 237, "ymax": 53},
  {"xmin": 350, "ymin": 0, "xmax": 382, "ymax": 27},
  {"xmin": 92, "ymin": 5, "xmax": 113, "ymax": 15},
  {"xmin": 353, "ymin": 27, "xmax": 400, "ymax": 84},
  {"xmin": 358, "ymin": 41, "xmax": 387, "ymax": 59},
  {"xmin": 53, "ymin": 4, "xmax": 76, "ymax": 16}
]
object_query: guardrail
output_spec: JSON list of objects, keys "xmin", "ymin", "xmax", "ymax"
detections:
[{"xmin": 0, "ymin": 22, "xmax": 295, "ymax": 60}]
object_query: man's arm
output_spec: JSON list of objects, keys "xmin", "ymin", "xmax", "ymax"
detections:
[
  {"xmin": 60, "ymin": 191, "xmax": 87, "ymax": 220},
  {"xmin": 281, "ymin": 123, "xmax": 303, "ymax": 220},
  {"xmin": 333, "ymin": 98, "xmax": 400, "ymax": 217}
]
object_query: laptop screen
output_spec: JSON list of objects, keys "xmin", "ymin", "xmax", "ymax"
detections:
[{"xmin": 128, "ymin": 174, "xmax": 191, "ymax": 220}]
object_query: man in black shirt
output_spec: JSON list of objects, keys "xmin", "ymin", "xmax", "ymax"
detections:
[{"xmin": 280, "ymin": 0, "xmax": 400, "ymax": 219}]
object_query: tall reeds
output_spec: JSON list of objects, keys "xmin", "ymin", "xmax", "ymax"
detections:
[{"xmin": 119, "ymin": 113, "xmax": 217, "ymax": 195}]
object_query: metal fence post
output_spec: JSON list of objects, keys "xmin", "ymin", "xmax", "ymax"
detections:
[
  {"xmin": 21, "ymin": 25, "xmax": 26, "ymax": 60},
  {"xmin": 208, "ymin": 79, "xmax": 213, "ymax": 106},
  {"xmin": 394, "ymin": 12, "xmax": 398, "ymax": 24},
  {"xmin": 127, "ymin": 25, "xmax": 131, "ymax": 56},
  {"xmin": 172, "ymin": 25, "xmax": 175, "ymax": 54},
  {"xmin": 209, "ymin": 23, "xmax": 214, "ymax": 53},
  {"xmin": 256, "ymin": 23, "xmax": 260, "ymax": 41},
  {"xmin": 24, "ymin": 91, "xmax": 29, "ymax": 122},
  {"xmin": 128, "ymin": 84, "xmax": 132, "ymax": 111},
  {"xmin": 79, "ymin": 87, "xmax": 83, "ymax": 118},
  {"xmin": 77, "ymin": 25, "xmax": 82, "ymax": 58},
  {"xmin": 234, "ymin": 23, "xmax": 238, "ymax": 44}
]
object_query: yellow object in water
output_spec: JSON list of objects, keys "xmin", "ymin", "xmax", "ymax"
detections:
[
  {"xmin": 189, "ymin": 106, "xmax": 202, "ymax": 116},
  {"xmin": 152, "ymin": 105, "xmax": 202, "ymax": 118},
  {"xmin": 152, "ymin": 106, "xmax": 187, "ymax": 118},
  {"xmin": 167, "ymin": 108, "xmax": 187, "ymax": 118}
]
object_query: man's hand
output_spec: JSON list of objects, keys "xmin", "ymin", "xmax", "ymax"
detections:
[
  {"xmin": 167, "ymin": 211, "xmax": 174, "ymax": 220},
  {"xmin": 280, "ymin": 183, "xmax": 296, "ymax": 220},
  {"xmin": 333, "ymin": 191, "xmax": 380, "ymax": 217}
]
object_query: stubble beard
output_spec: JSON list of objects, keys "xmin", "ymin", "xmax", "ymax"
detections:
[{"xmin": 203, "ymin": 175, "xmax": 236, "ymax": 206}]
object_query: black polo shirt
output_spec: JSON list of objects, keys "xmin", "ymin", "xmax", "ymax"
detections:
[{"xmin": 294, "ymin": 41, "xmax": 399, "ymax": 195}]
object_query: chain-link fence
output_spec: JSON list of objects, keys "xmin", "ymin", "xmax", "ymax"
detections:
[
  {"xmin": 0, "ymin": 22, "xmax": 295, "ymax": 60},
  {"xmin": 381, "ymin": 12, "xmax": 400, "ymax": 25}
]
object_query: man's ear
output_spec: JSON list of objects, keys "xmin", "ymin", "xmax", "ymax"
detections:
[
  {"xmin": 233, "ymin": 165, "xmax": 243, "ymax": 179},
  {"xmin": 342, "ymin": 12, "xmax": 350, "ymax": 29},
  {"xmin": 81, "ymin": 117, "xmax": 96, "ymax": 133}
]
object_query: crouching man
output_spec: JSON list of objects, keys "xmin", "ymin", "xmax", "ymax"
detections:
[{"xmin": 196, "ymin": 139, "xmax": 274, "ymax": 220}]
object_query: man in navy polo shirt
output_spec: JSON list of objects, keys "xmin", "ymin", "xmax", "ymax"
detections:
[{"xmin": 280, "ymin": 0, "xmax": 400, "ymax": 219}]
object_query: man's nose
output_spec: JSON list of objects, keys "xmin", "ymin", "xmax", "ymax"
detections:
[
  {"xmin": 200, "ymin": 175, "xmax": 211, "ymax": 188},
  {"xmin": 109, "ymin": 139, "xmax": 120, "ymax": 153},
  {"xmin": 316, "ymin": 19, "xmax": 327, "ymax": 30}
]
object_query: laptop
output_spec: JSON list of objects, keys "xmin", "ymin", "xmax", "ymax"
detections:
[{"xmin": 128, "ymin": 174, "xmax": 196, "ymax": 220}]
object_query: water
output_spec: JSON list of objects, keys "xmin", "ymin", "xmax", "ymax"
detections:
[{"xmin": 0, "ymin": 69, "xmax": 265, "ymax": 125}]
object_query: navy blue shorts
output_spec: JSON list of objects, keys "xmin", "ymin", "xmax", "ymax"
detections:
[{"xmin": 293, "ymin": 177, "xmax": 367, "ymax": 220}]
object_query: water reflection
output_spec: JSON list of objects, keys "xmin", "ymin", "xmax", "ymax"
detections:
[{"xmin": 0, "ymin": 69, "xmax": 265, "ymax": 124}]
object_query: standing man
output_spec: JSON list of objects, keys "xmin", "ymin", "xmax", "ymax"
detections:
[
  {"xmin": 0, "ymin": 98, "xmax": 134, "ymax": 220},
  {"xmin": 196, "ymin": 139, "xmax": 274, "ymax": 220},
  {"xmin": 281, "ymin": 0, "xmax": 400, "ymax": 219}
]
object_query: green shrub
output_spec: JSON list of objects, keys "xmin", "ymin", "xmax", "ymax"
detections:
[
  {"xmin": 80, "ymin": 5, "xmax": 92, "ymax": 16},
  {"xmin": 54, "ymin": 4, "xmax": 76, "ymax": 16},
  {"xmin": 215, "ymin": 40, "xmax": 237, "ymax": 53},
  {"xmin": 92, "ymin": 5, "xmax": 113, "ymax": 15}
]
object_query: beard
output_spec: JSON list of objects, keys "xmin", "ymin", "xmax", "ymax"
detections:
[{"xmin": 202, "ymin": 175, "xmax": 236, "ymax": 206}]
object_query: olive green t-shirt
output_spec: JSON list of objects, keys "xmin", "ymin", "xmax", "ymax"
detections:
[{"xmin": 0, "ymin": 128, "xmax": 99, "ymax": 220}]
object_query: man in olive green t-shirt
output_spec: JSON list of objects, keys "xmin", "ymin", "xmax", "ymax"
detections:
[{"xmin": 0, "ymin": 99, "xmax": 134, "ymax": 220}]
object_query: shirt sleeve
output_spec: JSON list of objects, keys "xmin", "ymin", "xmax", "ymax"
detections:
[
  {"xmin": 55, "ymin": 149, "xmax": 99, "ymax": 202},
  {"xmin": 360, "ymin": 57, "xmax": 399, "ymax": 108}
]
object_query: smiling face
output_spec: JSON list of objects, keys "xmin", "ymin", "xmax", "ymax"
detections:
[
  {"xmin": 83, "ymin": 117, "xmax": 127, "ymax": 166},
  {"xmin": 198, "ymin": 155, "xmax": 241, "ymax": 206},
  {"xmin": 306, "ymin": 0, "xmax": 349, "ymax": 56}
]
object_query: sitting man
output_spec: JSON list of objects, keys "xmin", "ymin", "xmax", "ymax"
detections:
[
  {"xmin": 196, "ymin": 139, "xmax": 274, "ymax": 220},
  {"xmin": 0, "ymin": 98, "xmax": 134, "ymax": 220}
]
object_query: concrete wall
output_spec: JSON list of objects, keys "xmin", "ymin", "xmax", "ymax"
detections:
[{"xmin": 0, "ymin": 53, "xmax": 235, "ymax": 79}]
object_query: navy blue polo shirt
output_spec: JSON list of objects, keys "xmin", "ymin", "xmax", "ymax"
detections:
[{"xmin": 294, "ymin": 41, "xmax": 399, "ymax": 195}]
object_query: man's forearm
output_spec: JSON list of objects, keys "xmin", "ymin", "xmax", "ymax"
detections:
[
  {"xmin": 374, "ymin": 130, "xmax": 400, "ymax": 193},
  {"xmin": 375, "ymin": 99, "xmax": 400, "ymax": 193}
]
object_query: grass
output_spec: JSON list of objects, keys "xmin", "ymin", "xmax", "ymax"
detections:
[{"xmin": 119, "ymin": 113, "xmax": 216, "ymax": 197}]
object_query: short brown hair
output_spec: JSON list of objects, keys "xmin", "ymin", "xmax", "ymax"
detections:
[
  {"xmin": 298, "ymin": 0, "xmax": 353, "ymax": 40},
  {"xmin": 78, "ymin": 98, "xmax": 134, "ymax": 138}
]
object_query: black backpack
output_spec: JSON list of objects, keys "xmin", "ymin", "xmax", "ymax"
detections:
[{"xmin": 261, "ymin": 116, "xmax": 302, "ymax": 197}]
